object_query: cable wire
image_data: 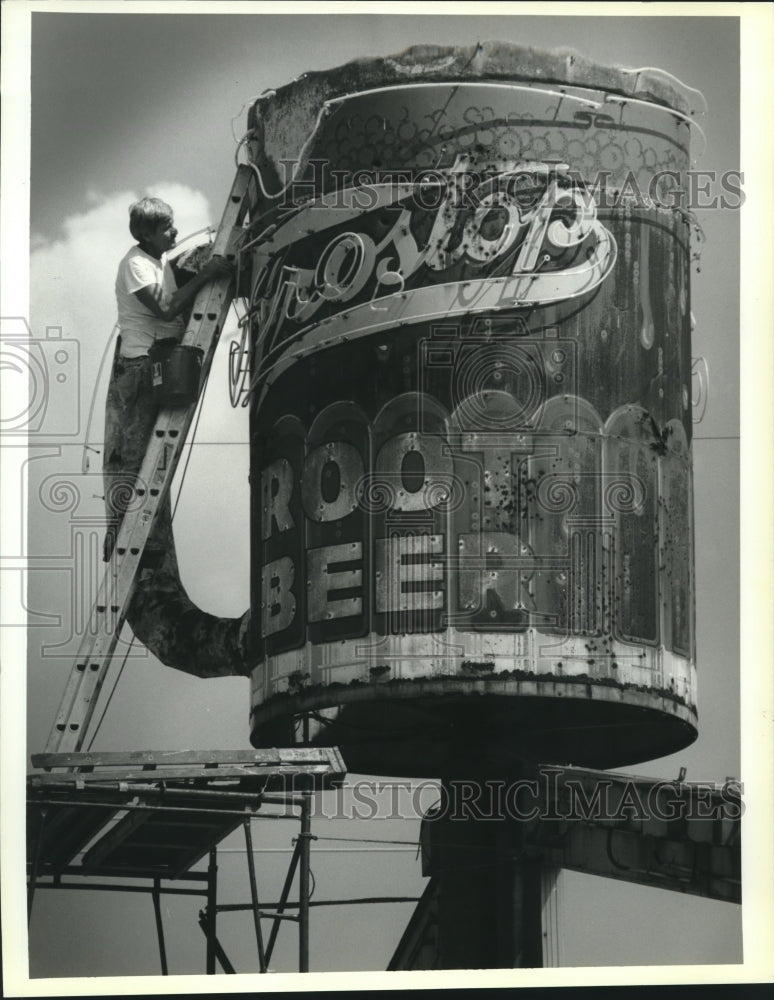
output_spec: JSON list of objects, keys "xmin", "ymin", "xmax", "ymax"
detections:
[
  {"xmin": 81, "ymin": 324, "xmax": 120, "ymax": 475},
  {"xmin": 311, "ymin": 835, "xmax": 421, "ymax": 847}
]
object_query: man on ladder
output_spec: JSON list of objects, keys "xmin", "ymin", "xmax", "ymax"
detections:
[
  {"xmin": 45, "ymin": 165, "xmax": 254, "ymax": 754},
  {"xmin": 104, "ymin": 196, "xmax": 233, "ymax": 561}
]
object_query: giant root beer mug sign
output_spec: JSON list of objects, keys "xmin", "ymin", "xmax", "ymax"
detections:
[{"xmin": 240, "ymin": 44, "xmax": 699, "ymax": 776}]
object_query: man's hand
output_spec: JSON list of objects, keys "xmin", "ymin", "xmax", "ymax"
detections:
[{"xmin": 201, "ymin": 255, "xmax": 234, "ymax": 280}]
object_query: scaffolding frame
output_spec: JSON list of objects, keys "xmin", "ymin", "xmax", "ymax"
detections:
[{"xmin": 26, "ymin": 748, "xmax": 345, "ymax": 974}]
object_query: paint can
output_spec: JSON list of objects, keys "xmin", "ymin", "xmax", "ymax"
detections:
[{"xmin": 149, "ymin": 340, "xmax": 204, "ymax": 407}]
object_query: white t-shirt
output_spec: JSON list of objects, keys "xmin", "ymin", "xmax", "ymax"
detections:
[{"xmin": 115, "ymin": 246, "xmax": 185, "ymax": 357}]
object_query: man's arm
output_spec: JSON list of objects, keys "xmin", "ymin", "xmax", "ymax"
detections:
[{"xmin": 134, "ymin": 257, "xmax": 233, "ymax": 324}]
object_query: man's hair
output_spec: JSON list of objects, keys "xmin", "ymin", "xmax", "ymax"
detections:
[{"xmin": 129, "ymin": 197, "xmax": 173, "ymax": 241}]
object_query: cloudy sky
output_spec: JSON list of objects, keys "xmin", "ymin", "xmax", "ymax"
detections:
[{"xmin": 2, "ymin": 1, "xmax": 772, "ymax": 992}]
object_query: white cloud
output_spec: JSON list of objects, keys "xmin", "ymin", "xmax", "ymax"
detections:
[{"xmin": 30, "ymin": 184, "xmax": 212, "ymax": 370}]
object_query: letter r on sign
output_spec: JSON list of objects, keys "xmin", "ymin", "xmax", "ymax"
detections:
[{"xmin": 261, "ymin": 458, "xmax": 295, "ymax": 539}]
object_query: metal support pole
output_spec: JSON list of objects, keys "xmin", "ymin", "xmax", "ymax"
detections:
[
  {"xmin": 243, "ymin": 817, "xmax": 268, "ymax": 972},
  {"xmin": 298, "ymin": 792, "xmax": 312, "ymax": 973},
  {"xmin": 205, "ymin": 847, "xmax": 217, "ymax": 975},
  {"xmin": 151, "ymin": 878, "xmax": 168, "ymax": 975},
  {"xmin": 27, "ymin": 807, "xmax": 46, "ymax": 926},
  {"xmin": 264, "ymin": 838, "xmax": 301, "ymax": 967}
]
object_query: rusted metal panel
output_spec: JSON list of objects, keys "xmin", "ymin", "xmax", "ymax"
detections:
[
  {"xmin": 605, "ymin": 407, "xmax": 660, "ymax": 646},
  {"xmin": 660, "ymin": 423, "xmax": 694, "ymax": 658},
  {"xmin": 528, "ymin": 398, "xmax": 604, "ymax": 638}
]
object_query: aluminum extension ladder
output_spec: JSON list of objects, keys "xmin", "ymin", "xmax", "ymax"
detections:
[{"xmin": 45, "ymin": 164, "xmax": 255, "ymax": 754}]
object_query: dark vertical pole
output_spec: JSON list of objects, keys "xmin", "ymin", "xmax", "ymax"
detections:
[
  {"xmin": 298, "ymin": 792, "xmax": 311, "ymax": 972},
  {"xmin": 151, "ymin": 878, "xmax": 168, "ymax": 975},
  {"xmin": 243, "ymin": 817, "xmax": 268, "ymax": 972},
  {"xmin": 205, "ymin": 847, "xmax": 217, "ymax": 975}
]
